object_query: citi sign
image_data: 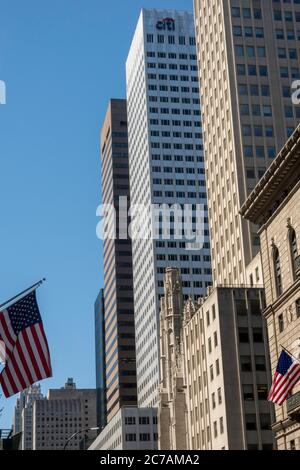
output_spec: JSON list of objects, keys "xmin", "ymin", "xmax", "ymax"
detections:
[{"xmin": 156, "ymin": 18, "xmax": 175, "ymax": 31}]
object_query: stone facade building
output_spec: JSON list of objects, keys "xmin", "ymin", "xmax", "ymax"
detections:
[
  {"xmin": 241, "ymin": 124, "xmax": 300, "ymax": 450},
  {"xmin": 32, "ymin": 378, "xmax": 97, "ymax": 450},
  {"xmin": 89, "ymin": 407, "xmax": 158, "ymax": 451},
  {"xmin": 158, "ymin": 268, "xmax": 187, "ymax": 450},
  {"xmin": 183, "ymin": 286, "xmax": 274, "ymax": 450},
  {"xmin": 13, "ymin": 384, "xmax": 43, "ymax": 450},
  {"xmin": 158, "ymin": 269, "xmax": 274, "ymax": 450}
]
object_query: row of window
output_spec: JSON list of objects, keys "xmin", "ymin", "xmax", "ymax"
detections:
[
  {"xmin": 151, "ymin": 143, "xmax": 202, "ymax": 151},
  {"xmin": 156, "ymin": 261, "xmax": 211, "ymax": 271},
  {"xmin": 146, "ymin": 34, "xmax": 195, "ymax": 46},
  {"xmin": 235, "ymin": 45, "xmax": 267, "ymax": 57},
  {"xmin": 151, "ymin": 132, "xmax": 202, "ymax": 140},
  {"xmin": 241, "ymin": 103, "xmax": 300, "ymax": 120},
  {"xmin": 125, "ymin": 433, "xmax": 158, "ymax": 442},
  {"xmin": 148, "ymin": 73, "xmax": 199, "ymax": 83},
  {"xmin": 233, "ymin": 25, "xmax": 264, "ymax": 38},
  {"xmin": 238, "ymin": 83, "xmax": 271, "ymax": 96},
  {"xmin": 232, "ymin": 6, "xmax": 262, "ymax": 19},
  {"xmin": 147, "ymin": 62, "xmax": 197, "ymax": 71},
  {"xmin": 148, "ymin": 85, "xmax": 199, "ymax": 94},
  {"xmin": 242, "ymin": 124, "xmax": 275, "ymax": 138},
  {"xmin": 236, "ymin": 63, "xmax": 268, "ymax": 77},
  {"xmin": 152, "ymin": 166, "xmax": 204, "ymax": 175},
  {"xmin": 152, "ymin": 154, "xmax": 204, "ymax": 162},
  {"xmin": 244, "ymin": 145, "xmax": 276, "ymax": 158},
  {"xmin": 243, "ymin": 124, "xmax": 295, "ymax": 139},
  {"xmin": 147, "ymin": 51, "xmax": 197, "ymax": 60},
  {"xmin": 275, "ymin": 28, "xmax": 300, "ymax": 40},
  {"xmin": 148, "ymin": 95, "xmax": 200, "ymax": 104},
  {"xmin": 124, "ymin": 416, "xmax": 156, "ymax": 426},
  {"xmin": 274, "ymin": 9, "xmax": 300, "ymax": 22},
  {"xmin": 150, "ymin": 119, "xmax": 202, "ymax": 128}
]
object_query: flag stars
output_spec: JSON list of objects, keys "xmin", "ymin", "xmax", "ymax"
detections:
[{"xmin": 8, "ymin": 292, "xmax": 42, "ymax": 336}]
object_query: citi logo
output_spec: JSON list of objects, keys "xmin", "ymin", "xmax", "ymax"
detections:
[{"xmin": 156, "ymin": 18, "xmax": 175, "ymax": 31}]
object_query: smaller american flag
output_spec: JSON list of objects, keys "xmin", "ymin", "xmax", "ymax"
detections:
[
  {"xmin": 0, "ymin": 290, "xmax": 52, "ymax": 398},
  {"xmin": 268, "ymin": 350, "xmax": 300, "ymax": 405}
]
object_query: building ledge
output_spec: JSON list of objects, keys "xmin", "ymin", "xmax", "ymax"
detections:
[
  {"xmin": 287, "ymin": 392, "xmax": 300, "ymax": 422},
  {"xmin": 240, "ymin": 125, "xmax": 300, "ymax": 225},
  {"xmin": 263, "ymin": 277, "xmax": 300, "ymax": 319}
]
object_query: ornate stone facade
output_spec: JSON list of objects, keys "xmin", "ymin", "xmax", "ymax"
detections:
[
  {"xmin": 158, "ymin": 268, "xmax": 187, "ymax": 450},
  {"xmin": 241, "ymin": 125, "xmax": 300, "ymax": 450}
]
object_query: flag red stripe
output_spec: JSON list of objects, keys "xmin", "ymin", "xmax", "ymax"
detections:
[
  {"xmin": 0, "ymin": 371, "xmax": 9, "ymax": 398},
  {"xmin": 273, "ymin": 364, "xmax": 300, "ymax": 401},
  {"xmin": 0, "ymin": 314, "xmax": 14, "ymax": 352},
  {"xmin": 8, "ymin": 350, "xmax": 28, "ymax": 391},
  {"xmin": 20, "ymin": 329, "xmax": 42, "ymax": 380},
  {"xmin": 30, "ymin": 325, "xmax": 50, "ymax": 377},
  {"xmin": 35, "ymin": 324, "xmax": 52, "ymax": 376},
  {"xmin": 275, "ymin": 368, "xmax": 300, "ymax": 404},
  {"xmin": 3, "ymin": 363, "xmax": 19, "ymax": 396},
  {"xmin": 269, "ymin": 363, "xmax": 300, "ymax": 404},
  {"xmin": 15, "ymin": 338, "xmax": 35, "ymax": 384},
  {"xmin": 39, "ymin": 323, "xmax": 52, "ymax": 374}
]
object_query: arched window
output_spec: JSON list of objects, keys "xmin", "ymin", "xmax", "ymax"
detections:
[
  {"xmin": 289, "ymin": 228, "xmax": 299, "ymax": 278},
  {"xmin": 273, "ymin": 246, "xmax": 283, "ymax": 297}
]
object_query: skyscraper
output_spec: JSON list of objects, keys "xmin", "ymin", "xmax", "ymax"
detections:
[
  {"xmin": 100, "ymin": 99, "xmax": 137, "ymax": 422},
  {"xmin": 126, "ymin": 9, "xmax": 212, "ymax": 407},
  {"xmin": 13, "ymin": 384, "xmax": 43, "ymax": 450},
  {"xmin": 94, "ymin": 289, "xmax": 107, "ymax": 431},
  {"xmin": 194, "ymin": 0, "xmax": 300, "ymax": 285}
]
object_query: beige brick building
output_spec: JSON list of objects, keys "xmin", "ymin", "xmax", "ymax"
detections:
[
  {"xmin": 241, "ymin": 125, "xmax": 300, "ymax": 449},
  {"xmin": 183, "ymin": 286, "xmax": 274, "ymax": 450},
  {"xmin": 158, "ymin": 269, "xmax": 274, "ymax": 450},
  {"xmin": 194, "ymin": 0, "xmax": 300, "ymax": 286}
]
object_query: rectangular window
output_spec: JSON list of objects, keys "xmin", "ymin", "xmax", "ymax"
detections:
[{"xmin": 278, "ymin": 314, "xmax": 284, "ymax": 333}]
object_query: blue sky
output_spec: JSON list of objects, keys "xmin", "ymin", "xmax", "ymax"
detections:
[{"xmin": 0, "ymin": 0, "xmax": 191, "ymax": 428}]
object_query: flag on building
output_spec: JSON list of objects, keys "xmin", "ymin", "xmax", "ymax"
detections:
[
  {"xmin": 0, "ymin": 290, "xmax": 52, "ymax": 398},
  {"xmin": 268, "ymin": 350, "xmax": 300, "ymax": 405}
]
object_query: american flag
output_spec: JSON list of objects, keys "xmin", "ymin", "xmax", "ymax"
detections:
[
  {"xmin": 268, "ymin": 350, "xmax": 300, "ymax": 405},
  {"xmin": 0, "ymin": 290, "xmax": 52, "ymax": 398}
]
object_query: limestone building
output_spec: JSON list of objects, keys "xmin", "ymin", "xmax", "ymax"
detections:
[
  {"xmin": 13, "ymin": 384, "xmax": 43, "ymax": 450},
  {"xmin": 241, "ymin": 124, "xmax": 300, "ymax": 450},
  {"xmin": 158, "ymin": 269, "xmax": 274, "ymax": 450},
  {"xmin": 158, "ymin": 268, "xmax": 187, "ymax": 450},
  {"xmin": 32, "ymin": 378, "xmax": 97, "ymax": 450},
  {"xmin": 88, "ymin": 407, "xmax": 158, "ymax": 451},
  {"xmin": 183, "ymin": 286, "xmax": 274, "ymax": 450}
]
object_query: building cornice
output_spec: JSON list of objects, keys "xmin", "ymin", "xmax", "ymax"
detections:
[
  {"xmin": 240, "ymin": 124, "xmax": 300, "ymax": 225},
  {"xmin": 263, "ymin": 278, "xmax": 300, "ymax": 319}
]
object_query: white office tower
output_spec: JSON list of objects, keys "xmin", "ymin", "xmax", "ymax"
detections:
[{"xmin": 126, "ymin": 9, "xmax": 212, "ymax": 407}]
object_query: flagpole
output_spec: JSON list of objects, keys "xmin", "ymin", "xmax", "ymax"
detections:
[
  {"xmin": 0, "ymin": 279, "xmax": 46, "ymax": 310},
  {"xmin": 280, "ymin": 344, "xmax": 300, "ymax": 363}
]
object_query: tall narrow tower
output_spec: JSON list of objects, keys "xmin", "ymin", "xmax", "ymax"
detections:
[
  {"xmin": 100, "ymin": 99, "xmax": 137, "ymax": 422},
  {"xmin": 126, "ymin": 9, "xmax": 212, "ymax": 407}
]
